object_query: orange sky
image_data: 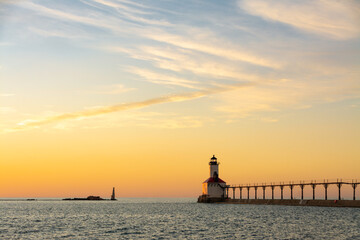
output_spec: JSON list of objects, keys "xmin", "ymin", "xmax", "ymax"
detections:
[
  {"xmin": 1, "ymin": 0, "xmax": 359, "ymax": 198},
  {"xmin": 1, "ymin": 104, "xmax": 359, "ymax": 198}
]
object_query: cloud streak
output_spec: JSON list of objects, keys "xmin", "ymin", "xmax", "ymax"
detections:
[
  {"xmin": 3, "ymin": 83, "xmax": 252, "ymax": 132},
  {"xmin": 239, "ymin": 0, "xmax": 360, "ymax": 40},
  {"xmin": 3, "ymin": 0, "xmax": 359, "ymax": 127},
  {"xmin": 144, "ymin": 31, "xmax": 282, "ymax": 69},
  {"xmin": 18, "ymin": 1, "xmax": 279, "ymax": 69},
  {"xmin": 127, "ymin": 67, "xmax": 200, "ymax": 89},
  {"xmin": 84, "ymin": 84, "xmax": 136, "ymax": 95},
  {"xmin": 109, "ymin": 45, "xmax": 260, "ymax": 82}
]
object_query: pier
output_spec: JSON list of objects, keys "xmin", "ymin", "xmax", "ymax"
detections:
[
  {"xmin": 225, "ymin": 179, "xmax": 359, "ymax": 201},
  {"xmin": 198, "ymin": 156, "xmax": 360, "ymax": 207}
]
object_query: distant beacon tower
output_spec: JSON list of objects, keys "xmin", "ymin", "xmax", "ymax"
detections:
[
  {"xmin": 201, "ymin": 155, "xmax": 226, "ymax": 200},
  {"xmin": 111, "ymin": 187, "xmax": 116, "ymax": 200}
]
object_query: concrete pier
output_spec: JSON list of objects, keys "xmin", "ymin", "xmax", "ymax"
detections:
[
  {"xmin": 221, "ymin": 199, "xmax": 360, "ymax": 208},
  {"xmin": 199, "ymin": 179, "xmax": 360, "ymax": 208},
  {"xmin": 197, "ymin": 157, "xmax": 359, "ymax": 207}
]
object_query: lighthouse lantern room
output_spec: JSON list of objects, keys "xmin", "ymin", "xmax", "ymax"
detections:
[{"xmin": 201, "ymin": 155, "xmax": 227, "ymax": 200}]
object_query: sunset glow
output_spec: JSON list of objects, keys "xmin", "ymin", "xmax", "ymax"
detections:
[{"xmin": 1, "ymin": 0, "xmax": 359, "ymax": 198}]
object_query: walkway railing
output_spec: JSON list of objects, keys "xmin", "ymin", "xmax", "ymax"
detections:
[{"xmin": 225, "ymin": 179, "xmax": 359, "ymax": 201}]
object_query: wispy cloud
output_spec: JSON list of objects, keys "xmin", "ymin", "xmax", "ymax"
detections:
[
  {"xmin": 3, "ymin": 83, "xmax": 252, "ymax": 133},
  {"xmin": 15, "ymin": 1, "xmax": 127, "ymax": 34},
  {"xmin": 115, "ymin": 0, "xmax": 178, "ymax": 14},
  {"xmin": 88, "ymin": 0, "xmax": 172, "ymax": 26},
  {"xmin": 28, "ymin": 26, "xmax": 89, "ymax": 39},
  {"xmin": 10, "ymin": 0, "xmax": 281, "ymax": 71},
  {"xmin": 127, "ymin": 67, "xmax": 200, "ymax": 89},
  {"xmin": 260, "ymin": 117, "xmax": 279, "ymax": 123},
  {"xmin": 48, "ymin": 111, "xmax": 205, "ymax": 131},
  {"xmin": 214, "ymin": 79, "xmax": 308, "ymax": 117},
  {"xmin": 239, "ymin": 0, "xmax": 360, "ymax": 40},
  {"xmin": 112, "ymin": 45, "xmax": 260, "ymax": 82},
  {"xmin": 3, "ymin": 0, "xmax": 359, "ymax": 127},
  {"xmin": 144, "ymin": 30, "xmax": 282, "ymax": 69},
  {"xmin": 214, "ymin": 74, "xmax": 360, "ymax": 119},
  {"xmin": 136, "ymin": 116, "xmax": 203, "ymax": 129},
  {"xmin": 84, "ymin": 84, "xmax": 135, "ymax": 95}
]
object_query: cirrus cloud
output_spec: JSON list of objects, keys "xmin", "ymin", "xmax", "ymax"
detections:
[{"xmin": 239, "ymin": 0, "xmax": 360, "ymax": 40}]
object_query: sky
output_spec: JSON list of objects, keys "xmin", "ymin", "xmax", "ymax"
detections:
[{"xmin": 0, "ymin": 0, "xmax": 359, "ymax": 198}]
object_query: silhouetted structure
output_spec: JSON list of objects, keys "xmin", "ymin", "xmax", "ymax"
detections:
[
  {"xmin": 111, "ymin": 187, "xmax": 116, "ymax": 200},
  {"xmin": 63, "ymin": 196, "xmax": 104, "ymax": 201}
]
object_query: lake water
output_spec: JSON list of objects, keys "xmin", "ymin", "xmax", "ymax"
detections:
[{"xmin": 1, "ymin": 198, "xmax": 359, "ymax": 239}]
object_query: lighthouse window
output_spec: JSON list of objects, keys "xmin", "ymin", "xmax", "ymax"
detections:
[{"xmin": 202, "ymin": 183, "xmax": 208, "ymax": 194}]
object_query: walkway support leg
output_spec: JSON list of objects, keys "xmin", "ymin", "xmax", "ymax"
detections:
[
  {"xmin": 352, "ymin": 184, "xmax": 357, "ymax": 201},
  {"xmin": 280, "ymin": 186, "xmax": 284, "ymax": 200},
  {"xmin": 240, "ymin": 187, "xmax": 242, "ymax": 200},
  {"xmin": 271, "ymin": 186, "xmax": 274, "ymax": 200},
  {"xmin": 247, "ymin": 187, "xmax": 250, "ymax": 200},
  {"xmin": 312, "ymin": 184, "xmax": 316, "ymax": 200},
  {"xmin": 324, "ymin": 184, "xmax": 328, "ymax": 200},
  {"xmin": 263, "ymin": 187, "xmax": 266, "ymax": 200},
  {"xmin": 255, "ymin": 187, "xmax": 258, "ymax": 200},
  {"xmin": 233, "ymin": 188, "xmax": 235, "ymax": 200},
  {"xmin": 338, "ymin": 183, "xmax": 342, "ymax": 200},
  {"xmin": 290, "ymin": 185, "xmax": 293, "ymax": 200},
  {"xmin": 300, "ymin": 185, "xmax": 304, "ymax": 200}
]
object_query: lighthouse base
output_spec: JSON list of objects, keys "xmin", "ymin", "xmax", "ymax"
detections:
[{"xmin": 197, "ymin": 195, "xmax": 227, "ymax": 203}]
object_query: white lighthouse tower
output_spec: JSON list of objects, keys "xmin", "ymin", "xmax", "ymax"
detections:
[{"xmin": 199, "ymin": 155, "xmax": 227, "ymax": 202}]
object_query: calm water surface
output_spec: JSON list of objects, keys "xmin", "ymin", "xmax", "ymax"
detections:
[{"xmin": 1, "ymin": 198, "xmax": 359, "ymax": 239}]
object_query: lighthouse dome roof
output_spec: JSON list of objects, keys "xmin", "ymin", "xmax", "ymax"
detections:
[{"xmin": 203, "ymin": 177, "xmax": 226, "ymax": 183}]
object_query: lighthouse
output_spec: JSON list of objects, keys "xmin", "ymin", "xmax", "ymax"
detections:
[
  {"xmin": 111, "ymin": 187, "xmax": 116, "ymax": 200},
  {"xmin": 199, "ymin": 155, "xmax": 227, "ymax": 202}
]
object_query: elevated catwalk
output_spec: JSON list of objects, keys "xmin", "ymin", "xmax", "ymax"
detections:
[{"xmin": 225, "ymin": 179, "xmax": 359, "ymax": 201}]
